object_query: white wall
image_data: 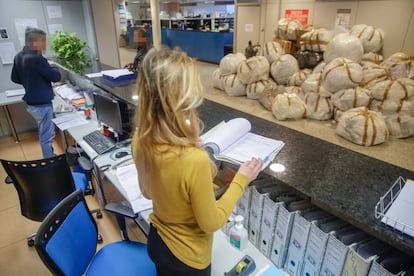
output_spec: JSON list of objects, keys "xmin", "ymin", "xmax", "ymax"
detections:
[
  {"xmin": 90, "ymin": 0, "xmax": 121, "ymax": 67},
  {"xmin": 236, "ymin": 0, "xmax": 414, "ymax": 58}
]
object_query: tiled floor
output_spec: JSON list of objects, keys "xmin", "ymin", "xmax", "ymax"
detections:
[{"xmin": 0, "ymin": 128, "xmax": 146, "ymax": 274}]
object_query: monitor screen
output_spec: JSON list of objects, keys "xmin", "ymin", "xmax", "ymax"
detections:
[{"xmin": 93, "ymin": 93, "xmax": 123, "ymax": 135}]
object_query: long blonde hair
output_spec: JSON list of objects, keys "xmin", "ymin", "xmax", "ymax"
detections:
[{"xmin": 135, "ymin": 46, "xmax": 213, "ymax": 183}]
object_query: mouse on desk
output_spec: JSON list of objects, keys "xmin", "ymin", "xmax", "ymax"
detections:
[{"xmin": 115, "ymin": 151, "xmax": 129, "ymax": 159}]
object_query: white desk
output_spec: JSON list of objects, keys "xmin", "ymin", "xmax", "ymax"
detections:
[{"xmin": 0, "ymin": 92, "xmax": 24, "ymax": 142}]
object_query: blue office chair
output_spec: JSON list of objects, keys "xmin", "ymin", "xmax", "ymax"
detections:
[
  {"xmin": 35, "ymin": 189, "xmax": 156, "ymax": 276},
  {"xmin": 1, "ymin": 154, "xmax": 102, "ymax": 246}
]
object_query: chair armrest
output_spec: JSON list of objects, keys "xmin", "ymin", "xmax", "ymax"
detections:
[
  {"xmin": 105, "ymin": 202, "xmax": 138, "ymax": 219},
  {"xmin": 77, "ymin": 156, "xmax": 93, "ymax": 171}
]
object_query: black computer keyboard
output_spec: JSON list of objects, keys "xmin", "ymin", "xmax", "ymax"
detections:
[{"xmin": 83, "ymin": 130, "xmax": 116, "ymax": 155}]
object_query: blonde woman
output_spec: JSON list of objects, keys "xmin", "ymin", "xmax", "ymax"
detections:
[{"xmin": 131, "ymin": 46, "xmax": 263, "ymax": 276}]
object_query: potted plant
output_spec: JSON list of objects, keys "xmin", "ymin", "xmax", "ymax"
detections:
[{"xmin": 51, "ymin": 31, "xmax": 91, "ymax": 74}]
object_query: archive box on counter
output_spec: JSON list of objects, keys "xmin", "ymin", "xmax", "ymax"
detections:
[
  {"xmin": 368, "ymin": 249, "xmax": 414, "ymax": 276},
  {"xmin": 284, "ymin": 207, "xmax": 334, "ymax": 276},
  {"xmin": 341, "ymin": 238, "xmax": 392, "ymax": 276},
  {"xmin": 248, "ymin": 183, "xmax": 293, "ymax": 247},
  {"xmin": 269, "ymin": 196, "xmax": 311, "ymax": 269},
  {"xmin": 320, "ymin": 225, "xmax": 372, "ymax": 276},
  {"xmin": 235, "ymin": 177, "xmax": 275, "ymax": 230},
  {"xmin": 301, "ymin": 218, "xmax": 349, "ymax": 276}
]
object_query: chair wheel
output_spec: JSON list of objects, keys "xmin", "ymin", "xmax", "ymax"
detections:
[
  {"xmin": 28, "ymin": 239, "xmax": 35, "ymax": 247},
  {"xmin": 96, "ymin": 211, "xmax": 103, "ymax": 219},
  {"xmin": 97, "ymin": 234, "xmax": 103, "ymax": 243}
]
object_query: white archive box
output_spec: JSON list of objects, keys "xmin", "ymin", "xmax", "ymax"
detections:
[
  {"xmin": 341, "ymin": 238, "xmax": 392, "ymax": 276},
  {"xmin": 320, "ymin": 226, "xmax": 372, "ymax": 276},
  {"xmin": 259, "ymin": 194, "xmax": 283, "ymax": 257},
  {"xmin": 367, "ymin": 248, "xmax": 414, "ymax": 276},
  {"xmin": 368, "ymin": 258, "xmax": 403, "ymax": 276},
  {"xmin": 285, "ymin": 208, "xmax": 333, "ymax": 276},
  {"xmin": 248, "ymin": 184, "xmax": 286, "ymax": 247},
  {"xmin": 269, "ymin": 203, "xmax": 297, "ymax": 268},
  {"xmin": 236, "ymin": 178, "xmax": 274, "ymax": 230},
  {"xmin": 301, "ymin": 218, "xmax": 349, "ymax": 276}
]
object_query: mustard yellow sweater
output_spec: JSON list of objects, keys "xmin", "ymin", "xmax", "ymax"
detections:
[{"xmin": 131, "ymin": 138, "xmax": 249, "ymax": 270}]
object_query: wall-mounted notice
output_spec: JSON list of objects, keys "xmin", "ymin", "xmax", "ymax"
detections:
[
  {"xmin": 0, "ymin": 42, "xmax": 17, "ymax": 64},
  {"xmin": 245, "ymin": 24, "xmax": 253, "ymax": 33},
  {"xmin": 1, "ymin": 28, "xmax": 9, "ymax": 39},
  {"xmin": 285, "ymin": 9, "xmax": 309, "ymax": 26},
  {"xmin": 47, "ymin": 5, "xmax": 63, "ymax": 19},
  {"xmin": 14, "ymin": 18, "xmax": 38, "ymax": 47},
  {"xmin": 48, "ymin": 24, "xmax": 63, "ymax": 35},
  {"xmin": 335, "ymin": 9, "xmax": 351, "ymax": 28}
]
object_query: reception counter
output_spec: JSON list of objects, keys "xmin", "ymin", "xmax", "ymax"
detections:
[
  {"xmin": 60, "ymin": 62, "xmax": 414, "ymax": 258},
  {"xmin": 147, "ymin": 29, "xmax": 233, "ymax": 63}
]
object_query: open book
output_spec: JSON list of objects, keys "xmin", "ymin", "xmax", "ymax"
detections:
[{"xmin": 201, "ymin": 118, "xmax": 285, "ymax": 170}]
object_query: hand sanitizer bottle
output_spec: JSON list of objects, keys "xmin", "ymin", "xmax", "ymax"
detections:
[{"xmin": 229, "ymin": 215, "xmax": 248, "ymax": 250}]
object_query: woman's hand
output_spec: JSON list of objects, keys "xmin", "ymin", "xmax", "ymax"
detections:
[{"xmin": 237, "ymin": 157, "xmax": 263, "ymax": 182}]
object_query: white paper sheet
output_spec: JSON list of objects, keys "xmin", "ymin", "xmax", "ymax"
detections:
[
  {"xmin": 14, "ymin": 18, "xmax": 38, "ymax": 47},
  {"xmin": 382, "ymin": 179, "xmax": 414, "ymax": 237},
  {"xmin": 5, "ymin": 88, "xmax": 25, "ymax": 97},
  {"xmin": 0, "ymin": 42, "xmax": 17, "ymax": 64},
  {"xmin": 116, "ymin": 164, "xmax": 152, "ymax": 214},
  {"xmin": 52, "ymin": 113, "xmax": 88, "ymax": 130}
]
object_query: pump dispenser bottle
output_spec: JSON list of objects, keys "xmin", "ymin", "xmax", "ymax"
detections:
[{"xmin": 229, "ymin": 215, "xmax": 248, "ymax": 250}]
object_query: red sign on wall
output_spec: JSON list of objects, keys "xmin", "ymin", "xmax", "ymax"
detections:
[{"xmin": 285, "ymin": 9, "xmax": 309, "ymax": 26}]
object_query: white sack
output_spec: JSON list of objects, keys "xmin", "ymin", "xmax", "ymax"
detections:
[
  {"xmin": 212, "ymin": 68, "xmax": 225, "ymax": 91},
  {"xmin": 222, "ymin": 74, "xmax": 246, "ymax": 97},
  {"xmin": 370, "ymin": 78, "xmax": 414, "ymax": 101},
  {"xmin": 219, "ymin": 53, "xmax": 246, "ymax": 75},
  {"xmin": 237, "ymin": 56, "xmax": 270, "ymax": 85},
  {"xmin": 258, "ymin": 83, "xmax": 285, "ymax": 110},
  {"xmin": 286, "ymin": 69, "xmax": 312, "ymax": 87},
  {"xmin": 261, "ymin": 41, "xmax": 284, "ymax": 64},
  {"xmin": 360, "ymin": 64, "xmax": 389, "ymax": 90},
  {"xmin": 301, "ymin": 73, "xmax": 332, "ymax": 97},
  {"xmin": 335, "ymin": 107, "xmax": 389, "ymax": 146},
  {"xmin": 276, "ymin": 18, "xmax": 303, "ymax": 41},
  {"xmin": 270, "ymin": 54, "xmax": 299, "ymax": 85},
  {"xmin": 272, "ymin": 93, "xmax": 307, "ymax": 121},
  {"xmin": 324, "ymin": 33, "xmax": 364, "ymax": 63},
  {"xmin": 300, "ymin": 28, "xmax": 334, "ymax": 52},
  {"xmin": 349, "ymin": 24, "xmax": 384, "ymax": 53},
  {"xmin": 370, "ymin": 99, "xmax": 414, "ymax": 117},
  {"xmin": 331, "ymin": 87, "xmax": 371, "ymax": 111},
  {"xmin": 384, "ymin": 114, "xmax": 414, "ymax": 138},
  {"xmin": 322, "ymin": 57, "xmax": 363, "ymax": 93},
  {"xmin": 304, "ymin": 92, "xmax": 334, "ymax": 120},
  {"xmin": 246, "ymin": 79, "xmax": 274, "ymax": 100}
]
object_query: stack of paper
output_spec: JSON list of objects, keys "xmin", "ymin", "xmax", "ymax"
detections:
[
  {"xmin": 381, "ymin": 179, "xmax": 414, "ymax": 237},
  {"xmin": 102, "ymin": 69, "xmax": 135, "ymax": 80},
  {"xmin": 5, "ymin": 89, "xmax": 25, "ymax": 97},
  {"xmin": 116, "ymin": 164, "xmax": 152, "ymax": 214}
]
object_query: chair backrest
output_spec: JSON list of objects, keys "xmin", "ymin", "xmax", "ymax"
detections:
[
  {"xmin": 1, "ymin": 154, "xmax": 76, "ymax": 221},
  {"xmin": 35, "ymin": 189, "xmax": 98, "ymax": 275}
]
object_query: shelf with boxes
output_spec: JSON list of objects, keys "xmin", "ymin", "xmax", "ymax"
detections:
[
  {"xmin": 139, "ymin": 17, "xmax": 234, "ymax": 32},
  {"xmin": 221, "ymin": 175, "xmax": 414, "ymax": 276}
]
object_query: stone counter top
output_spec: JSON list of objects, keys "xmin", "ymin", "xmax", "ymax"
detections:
[{"xmin": 198, "ymin": 99, "xmax": 414, "ymax": 256}]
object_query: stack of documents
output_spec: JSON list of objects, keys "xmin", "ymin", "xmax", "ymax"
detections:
[
  {"xmin": 5, "ymin": 89, "xmax": 25, "ymax": 97},
  {"xmin": 116, "ymin": 164, "xmax": 152, "ymax": 214},
  {"xmin": 381, "ymin": 178, "xmax": 414, "ymax": 237},
  {"xmin": 102, "ymin": 69, "xmax": 136, "ymax": 82}
]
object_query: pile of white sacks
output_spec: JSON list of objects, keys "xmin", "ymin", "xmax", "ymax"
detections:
[{"xmin": 212, "ymin": 21, "xmax": 414, "ymax": 146}]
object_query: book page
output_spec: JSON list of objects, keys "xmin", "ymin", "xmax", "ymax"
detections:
[
  {"xmin": 218, "ymin": 132, "xmax": 285, "ymax": 166},
  {"xmin": 203, "ymin": 118, "xmax": 251, "ymax": 154}
]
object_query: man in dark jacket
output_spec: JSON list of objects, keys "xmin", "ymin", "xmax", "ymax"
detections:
[{"xmin": 11, "ymin": 27, "xmax": 61, "ymax": 158}]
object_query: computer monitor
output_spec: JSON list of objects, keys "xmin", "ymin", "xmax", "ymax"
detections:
[{"xmin": 93, "ymin": 92, "xmax": 124, "ymax": 136}]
